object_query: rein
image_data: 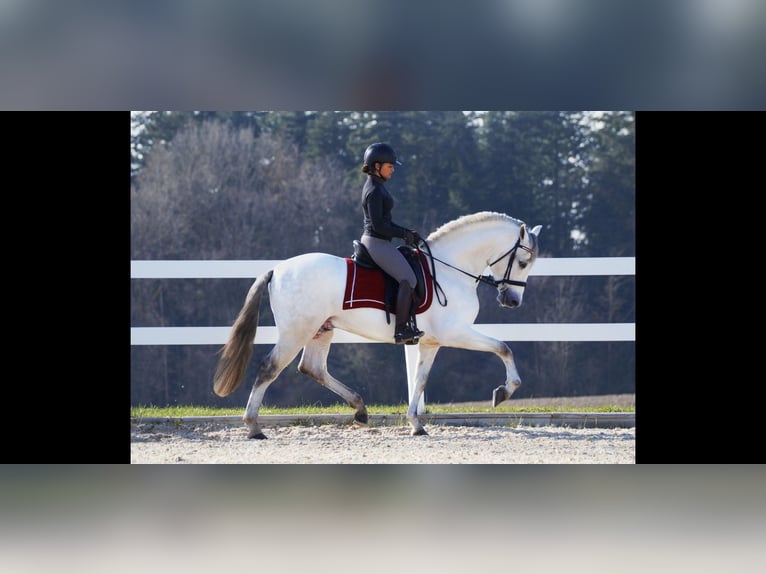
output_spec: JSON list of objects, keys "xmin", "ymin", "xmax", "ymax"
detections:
[{"xmin": 418, "ymin": 238, "xmax": 533, "ymax": 307}]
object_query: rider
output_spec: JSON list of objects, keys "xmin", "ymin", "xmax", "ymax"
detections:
[{"xmin": 360, "ymin": 142, "xmax": 425, "ymax": 344}]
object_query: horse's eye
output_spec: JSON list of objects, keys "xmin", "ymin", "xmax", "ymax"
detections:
[{"xmin": 518, "ymin": 261, "xmax": 528, "ymax": 269}]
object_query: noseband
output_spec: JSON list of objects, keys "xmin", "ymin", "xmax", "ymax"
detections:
[
  {"xmin": 485, "ymin": 239, "xmax": 534, "ymax": 288},
  {"xmin": 419, "ymin": 237, "xmax": 534, "ymax": 306}
]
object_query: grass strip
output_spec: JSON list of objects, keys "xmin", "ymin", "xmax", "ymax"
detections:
[{"xmin": 132, "ymin": 402, "xmax": 633, "ymax": 419}]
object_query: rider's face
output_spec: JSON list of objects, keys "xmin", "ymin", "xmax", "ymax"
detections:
[{"xmin": 378, "ymin": 162, "xmax": 395, "ymax": 180}]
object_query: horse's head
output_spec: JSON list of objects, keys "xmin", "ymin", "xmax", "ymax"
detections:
[{"xmin": 491, "ymin": 223, "xmax": 542, "ymax": 309}]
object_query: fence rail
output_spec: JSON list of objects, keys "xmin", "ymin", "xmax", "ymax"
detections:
[
  {"xmin": 130, "ymin": 257, "xmax": 635, "ymax": 279},
  {"xmin": 130, "ymin": 257, "xmax": 635, "ymax": 345}
]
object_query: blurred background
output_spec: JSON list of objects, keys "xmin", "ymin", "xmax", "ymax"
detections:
[
  {"xmin": 2, "ymin": 465, "xmax": 764, "ymax": 573},
  {"xmin": 2, "ymin": 0, "xmax": 765, "ymax": 109}
]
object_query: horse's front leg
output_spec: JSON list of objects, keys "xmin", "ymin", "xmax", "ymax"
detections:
[
  {"xmin": 440, "ymin": 327, "xmax": 522, "ymax": 407},
  {"xmin": 486, "ymin": 338, "xmax": 522, "ymax": 406},
  {"xmin": 405, "ymin": 343, "xmax": 440, "ymax": 436},
  {"xmin": 483, "ymin": 337, "xmax": 522, "ymax": 406}
]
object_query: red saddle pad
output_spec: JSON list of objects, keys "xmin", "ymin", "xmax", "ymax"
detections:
[{"xmin": 342, "ymin": 251, "xmax": 433, "ymax": 314}]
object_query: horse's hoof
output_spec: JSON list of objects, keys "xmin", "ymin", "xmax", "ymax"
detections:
[
  {"xmin": 492, "ymin": 385, "xmax": 510, "ymax": 407},
  {"xmin": 248, "ymin": 432, "xmax": 268, "ymax": 439},
  {"xmin": 351, "ymin": 420, "xmax": 368, "ymax": 428},
  {"xmin": 411, "ymin": 428, "xmax": 428, "ymax": 436},
  {"xmin": 354, "ymin": 411, "xmax": 369, "ymax": 425}
]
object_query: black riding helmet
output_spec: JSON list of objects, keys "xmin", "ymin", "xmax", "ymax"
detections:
[{"xmin": 363, "ymin": 143, "xmax": 402, "ymax": 167}]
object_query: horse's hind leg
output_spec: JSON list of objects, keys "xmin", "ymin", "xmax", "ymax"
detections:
[
  {"xmin": 298, "ymin": 327, "xmax": 368, "ymax": 427},
  {"xmin": 244, "ymin": 341, "xmax": 303, "ymax": 439}
]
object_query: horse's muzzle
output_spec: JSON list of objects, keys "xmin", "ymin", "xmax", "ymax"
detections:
[{"xmin": 497, "ymin": 289, "xmax": 521, "ymax": 308}]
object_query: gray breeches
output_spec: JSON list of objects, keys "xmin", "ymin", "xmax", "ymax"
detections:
[{"xmin": 361, "ymin": 235, "xmax": 417, "ymax": 288}]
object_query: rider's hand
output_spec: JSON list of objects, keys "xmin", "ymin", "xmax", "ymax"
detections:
[{"xmin": 404, "ymin": 230, "xmax": 416, "ymax": 245}]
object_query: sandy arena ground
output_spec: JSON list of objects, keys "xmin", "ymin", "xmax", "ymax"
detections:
[
  {"xmin": 131, "ymin": 421, "xmax": 634, "ymax": 464},
  {"xmin": 131, "ymin": 394, "xmax": 635, "ymax": 464}
]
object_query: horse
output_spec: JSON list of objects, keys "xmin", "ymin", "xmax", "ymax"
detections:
[{"xmin": 213, "ymin": 211, "xmax": 542, "ymax": 438}]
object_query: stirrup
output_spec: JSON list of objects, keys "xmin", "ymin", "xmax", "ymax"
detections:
[
  {"xmin": 394, "ymin": 325, "xmax": 423, "ymax": 345},
  {"xmin": 394, "ymin": 333, "xmax": 419, "ymax": 345}
]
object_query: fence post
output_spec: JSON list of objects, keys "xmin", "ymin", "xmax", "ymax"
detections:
[{"xmin": 404, "ymin": 345, "xmax": 425, "ymax": 414}]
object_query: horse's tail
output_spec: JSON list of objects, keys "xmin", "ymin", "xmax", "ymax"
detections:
[{"xmin": 213, "ymin": 269, "xmax": 274, "ymax": 397}]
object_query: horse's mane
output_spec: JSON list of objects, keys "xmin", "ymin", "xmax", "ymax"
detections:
[{"xmin": 428, "ymin": 211, "xmax": 525, "ymax": 242}]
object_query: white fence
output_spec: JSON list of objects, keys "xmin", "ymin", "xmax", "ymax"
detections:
[
  {"xmin": 130, "ymin": 257, "xmax": 635, "ymax": 345},
  {"xmin": 131, "ymin": 257, "xmax": 634, "ymax": 411}
]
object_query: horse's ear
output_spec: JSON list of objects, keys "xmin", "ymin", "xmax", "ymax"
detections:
[{"xmin": 530, "ymin": 225, "xmax": 542, "ymax": 236}]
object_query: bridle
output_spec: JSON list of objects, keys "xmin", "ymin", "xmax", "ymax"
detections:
[{"xmin": 418, "ymin": 237, "xmax": 534, "ymax": 306}]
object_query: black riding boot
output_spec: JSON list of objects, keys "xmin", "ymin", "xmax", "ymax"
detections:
[{"xmin": 394, "ymin": 282, "xmax": 424, "ymax": 344}]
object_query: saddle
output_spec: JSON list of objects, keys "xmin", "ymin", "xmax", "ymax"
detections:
[{"xmin": 348, "ymin": 240, "xmax": 429, "ymax": 325}]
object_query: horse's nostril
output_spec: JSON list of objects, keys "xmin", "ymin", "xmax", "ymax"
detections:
[{"xmin": 497, "ymin": 293, "xmax": 520, "ymax": 308}]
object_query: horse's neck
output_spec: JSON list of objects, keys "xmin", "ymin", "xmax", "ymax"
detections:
[{"xmin": 433, "ymin": 223, "xmax": 516, "ymax": 274}]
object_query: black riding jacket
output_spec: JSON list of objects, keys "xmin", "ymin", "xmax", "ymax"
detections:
[{"xmin": 361, "ymin": 175, "xmax": 410, "ymax": 240}]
